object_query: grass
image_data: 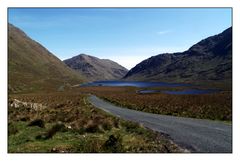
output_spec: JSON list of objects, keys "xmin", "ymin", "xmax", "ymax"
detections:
[
  {"xmin": 79, "ymin": 86, "xmax": 232, "ymax": 121},
  {"xmin": 8, "ymin": 24, "xmax": 85, "ymax": 94},
  {"xmin": 8, "ymin": 92, "xmax": 183, "ymax": 153},
  {"xmin": 9, "ymin": 85, "xmax": 231, "ymax": 152}
]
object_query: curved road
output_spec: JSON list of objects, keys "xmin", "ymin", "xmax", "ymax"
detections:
[{"xmin": 88, "ymin": 95, "xmax": 232, "ymax": 153}]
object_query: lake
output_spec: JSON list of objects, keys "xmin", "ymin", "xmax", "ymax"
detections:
[
  {"xmin": 137, "ymin": 89, "xmax": 220, "ymax": 95},
  {"xmin": 80, "ymin": 81, "xmax": 190, "ymax": 88},
  {"xmin": 80, "ymin": 81, "xmax": 219, "ymax": 95}
]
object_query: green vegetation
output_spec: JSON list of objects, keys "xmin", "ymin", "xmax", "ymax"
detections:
[
  {"xmin": 8, "ymin": 24, "xmax": 85, "ymax": 94},
  {"xmin": 8, "ymin": 20, "xmax": 232, "ymax": 154},
  {"xmin": 79, "ymin": 86, "xmax": 232, "ymax": 121},
  {"xmin": 8, "ymin": 92, "xmax": 182, "ymax": 153}
]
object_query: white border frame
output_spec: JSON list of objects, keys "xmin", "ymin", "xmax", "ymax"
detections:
[{"xmin": 1, "ymin": 0, "xmax": 240, "ymax": 161}]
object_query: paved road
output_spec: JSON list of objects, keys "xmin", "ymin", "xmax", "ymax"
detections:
[{"xmin": 88, "ymin": 95, "xmax": 232, "ymax": 153}]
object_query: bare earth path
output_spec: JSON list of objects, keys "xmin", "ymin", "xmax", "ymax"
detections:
[{"xmin": 88, "ymin": 95, "xmax": 232, "ymax": 153}]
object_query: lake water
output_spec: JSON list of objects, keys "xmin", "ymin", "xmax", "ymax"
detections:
[
  {"xmin": 80, "ymin": 81, "xmax": 219, "ymax": 95},
  {"xmin": 138, "ymin": 89, "xmax": 220, "ymax": 95},
  {"xmin": 80, "ymin": 81, "xmax": 190, "ymax": 88}
]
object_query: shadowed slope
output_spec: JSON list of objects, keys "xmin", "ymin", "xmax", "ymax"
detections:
[{"xmin": 124, "ymin": 27, "xmax": 232, "ymax": 89}]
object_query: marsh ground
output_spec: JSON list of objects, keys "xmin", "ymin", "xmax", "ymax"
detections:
[
  {"xmin": 79, "ymin": 86, "xmax": 232, "ymax": 121},
  {"xmin": 8, "ymin": 84, "xmax": 231, "ymax": 153},
  {"xmin": 8, "ymin": 91, "xmax": 183, "ymax": 153}
]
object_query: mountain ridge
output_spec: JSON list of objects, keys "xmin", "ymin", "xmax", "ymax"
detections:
[
  {"xmin": 8, "ymin": 23, "xmax": 85, "ymax": 93},
  {"xmin": 64, "ymin": 54, "xmax": 128, "ymax": 81},
  {"xmin": 123, "ymin": 27, "xmax": 232, "ymax": 89}
]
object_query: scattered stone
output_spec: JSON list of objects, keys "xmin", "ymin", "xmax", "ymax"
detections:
[
  {"xmin": 10, "ymin": 98, "xmax": 46, "ymax": 111},
  {"xmin": 51, "ymin": 148, "xmax": 57, "ymax": 152}
]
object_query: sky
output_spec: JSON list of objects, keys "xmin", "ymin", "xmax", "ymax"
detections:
[{"xmin": 8, "ymin": 8, "xmax": 232, "ymax": 69}]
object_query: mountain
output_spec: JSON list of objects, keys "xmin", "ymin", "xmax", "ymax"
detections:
[
  {"xmin": 64, "ymin": 54, "xmax": 128, "ymax": 81},
  {"xmin": 8, "ymin": 23, "xmax": 85, "ymax": 93},
  {"xmin": 124, "ymin": 27, "xmax": 232, "ymax": 88}
]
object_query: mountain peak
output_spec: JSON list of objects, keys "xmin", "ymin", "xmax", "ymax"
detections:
[
  {"xmin": 8, "ymin": 23, "xmax": 84, "ymax": 93},
  {"xmin": 124, "ymin": 27, "xmax": 232, "ymax": 88},
  {"xmin": 78, "ymin": 53, "xmax": 92, "ymax": 58},
  {"xmin": 188, "ymin": 27, "xmax": 232, "ymax": 55},
  {"xmin": 64, "ymin": 54, "xmax": 128, "ymax": 81}
]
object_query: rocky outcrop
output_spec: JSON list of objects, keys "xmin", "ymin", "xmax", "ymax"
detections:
[{"xmin": 10, "ymin": 99, "xmax": 47, "ymax": 111}]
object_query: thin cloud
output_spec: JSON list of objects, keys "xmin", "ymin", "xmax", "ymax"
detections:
[{"xmin": 157, "ymin": 30, "xmax": 172, "ymax": 35}]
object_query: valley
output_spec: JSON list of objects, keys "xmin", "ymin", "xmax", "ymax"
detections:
[{"xmin": 8, "ymin": 22, "xmax": 232, "ymax": 153}]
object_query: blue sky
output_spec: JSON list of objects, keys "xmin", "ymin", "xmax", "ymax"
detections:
[{"xmin": 8, "ymin": 8, "xmax": 232, "ymax": 69}]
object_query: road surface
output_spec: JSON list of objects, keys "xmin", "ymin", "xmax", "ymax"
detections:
[{"xmin": 88, "ymin": 95, "xmax": 232, "ymax": 153}]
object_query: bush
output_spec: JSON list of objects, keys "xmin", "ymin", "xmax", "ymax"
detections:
[
  {"xmin": 36, "ymin": 122, "xmax": 66, "ymax": 140},
  {"xmin": 84, "ymin": 120, "xmax": 102, "ymax": 133},
  {"xmin": 103, "ymin": 134, "xmax": 123, "ymax": 152},
  {"xmin": 102, "ymin": 122, "xmax": 112, "ymax": 131},
  {"xmin": 8, "ymin": 123, "xmax": 18, "ymax": 135},
  {"xmin": 28, "ymin": 119, "xmax": 45, "ymax": 128},
  {"xmin": 46, "ymin": 122, "xmax": 66, "ymax": 138},
  {"xmin": 20, "ymin": 117, "xmax": 30, "ymax": 122},
  {"xmin": 121, "ymin": 121, "xmax": 150, "ymax": 136}
]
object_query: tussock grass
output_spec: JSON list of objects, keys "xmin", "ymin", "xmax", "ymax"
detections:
[
  {"xmin": 28, "ymin": 119, "xmax": 45, "ymax": 128},
  {"xmin": 79, "ymin": 86, "xmax": 232, "ymax": 121},
  {"xmin": 8, "ymin": 92, "xmax": 183, "ymax": 153}
]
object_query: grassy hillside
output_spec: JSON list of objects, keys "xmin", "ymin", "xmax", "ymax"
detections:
[{"xmin": 8, "ymin": 24, "xmax": 85, "ymax": 93}]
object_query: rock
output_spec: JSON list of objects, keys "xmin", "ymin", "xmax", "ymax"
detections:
[{"xmin": 10, "ymin": 98, "xmax": 46, "ymax": 111}]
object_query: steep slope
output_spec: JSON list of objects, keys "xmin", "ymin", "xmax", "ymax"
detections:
[
  {"xmin": 124, "ymin": 27, "xmax": 232, "ymax": 88},
  {"xmin": 64, "ymin": 54, "xmax": 128, "ymax": 81},
  {"xmin": 8, "ymin": 23, "xmax": 85, "ymax": 93}
]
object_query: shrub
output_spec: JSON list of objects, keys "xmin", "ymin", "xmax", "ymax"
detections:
[
  {"xmin": 20, "ymin": 117, "xmax": 30, "ymax": 122},
  {"xmin": 45, "ymin": 122, "xmax": 66, "ymax": 139},
  {"xmin": 84, "ymin": 120, "xmax": 102, "ymax": 133},
  {"xmin": 36, "ymin": 122, "xmax": 66, "ymax": 140},
  {"xmin": 122, "ymin": 121, "xmax": 139, "ymax": 132},
  {"xmin": 102, "ymin": 122, "xmax": 112, "ymax": 131},
  {"xmin": 28, "ymin": 119, "xmax": 45, "ymax": 128},
  {"xmin": 8, "ymin": 123, "xmax": 18, "ymax": 135},
  {"xmin": 121, "ymin": 121, "xmax": 150, "ymax": 136},
  {"xmin": 103, "ymin": 134, "xmax": 123, "ymax": 152}
]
